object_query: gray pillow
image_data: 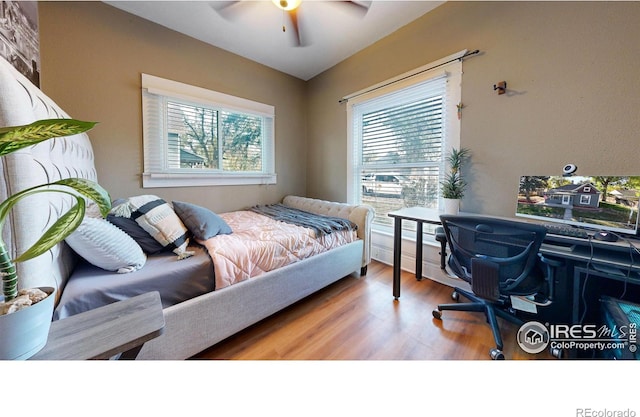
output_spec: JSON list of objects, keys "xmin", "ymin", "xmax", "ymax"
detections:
[{"xmin": 172, "ymin": 201, "xmax": 232, "ymax": 240}]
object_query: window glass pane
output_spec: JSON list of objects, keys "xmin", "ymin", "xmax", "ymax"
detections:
[
  {"xmin": 360, "ymin": 167, "xmax": 440, "ymax": 229},
  {"xmin": 356, "ymin": 89, "xmax": 444, "ymax": 229},
  {"xmin": 220, "ymin": 111, "xmax": 262, "ymax": 172},
  {"xmin": 168, "ymin": 100, "xmax": 219, "ymax": 170},
  {"xmin": 362, "ymin": 95, "xmax": 443, "ymax": 166},
  {"xmin": 348, "ymin": 53, "xmax": 463, "ymax": 242},
  {"xmin": 141, "ymin": 73, "xmax": 276, "ymax": 187},
  {"xmin": 165, "ymin": 102, "xmax": 265, "ymax": 172}
]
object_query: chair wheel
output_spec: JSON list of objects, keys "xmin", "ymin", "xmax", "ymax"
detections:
[
  {"xmin": 432, "ymin": 309, "xmax": 442, "ymax": 320},
  {"xmin": 451, "ymin": 291, "xmax": 459, "ymax": 301},
  {"xmin": 550, "ymin": 347, "xmax": 563, "ymax": 359},
  {"xmin": 490, "ymin": 348, "xmax": 505, "ymax": 360}
]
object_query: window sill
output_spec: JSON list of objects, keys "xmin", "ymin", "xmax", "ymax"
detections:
[{"xmin": 142, "ymin": 172, "xmax": 277, "ymax": 188}]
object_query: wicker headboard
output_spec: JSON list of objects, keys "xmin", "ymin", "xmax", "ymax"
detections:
[{"xmin": 0, "ymin": 57, "xmax": 98, "ymax": 300}]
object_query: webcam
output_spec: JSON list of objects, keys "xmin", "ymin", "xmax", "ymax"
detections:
[{"xmin": 562, "ymin": 164, "xmax": 578, "ymax": 176}]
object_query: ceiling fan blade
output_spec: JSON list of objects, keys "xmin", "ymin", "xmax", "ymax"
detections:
[
  {"xmin": 339, "ymin": 1, "xmax": 371, "ymax": 17},
  {"xmin": 287, "ymin": 8, "xmax": 303, "ymax": 47},
  {"xmin": 209, "ymin": 1, "xmax": 251, "ymax": 21}
]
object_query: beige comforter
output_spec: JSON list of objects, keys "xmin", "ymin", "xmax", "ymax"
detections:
[{"xmin": 198, "ymin": 210, "xmax": 358, "ymax": 290}]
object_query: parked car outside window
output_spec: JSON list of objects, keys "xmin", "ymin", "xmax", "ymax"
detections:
[{"xmin": 362, "ymin": 174, "xmax": 411, "ymax": 197}]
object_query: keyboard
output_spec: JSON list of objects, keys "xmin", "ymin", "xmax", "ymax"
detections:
[{"xmin": 542, "ymin": 223, "xmax": 590, "ymax": 239}]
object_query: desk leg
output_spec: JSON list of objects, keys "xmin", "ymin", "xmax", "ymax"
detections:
[
  {"xmin": 393, "ymin": 217, "xmax": 402, "ymax": 300},
  {"xmin": 416, "ymin": 221, "xmax": 423, "ymax": 281},
  {"xmin": 118, "ymin": 345, "xmax": 143, "ymax": 360}
]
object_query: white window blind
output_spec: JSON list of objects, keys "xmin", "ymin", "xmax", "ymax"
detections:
[
  {"xmin": 141, "ymin": 74, "xmax": 276, "ymax": 188},
  {"xmin": 347, "ymin": 52, "xmax": 463, "ymax": 230}
]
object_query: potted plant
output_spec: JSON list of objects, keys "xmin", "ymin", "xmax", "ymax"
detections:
[
  {"xmin": 0, "ymin": 118, "xmax": 111, "ymax": 360},
  {"xmin": 441, "ymin": 147, "xmax": 470, "ymax": 214}
]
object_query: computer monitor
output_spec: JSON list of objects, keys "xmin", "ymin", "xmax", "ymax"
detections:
[{"xmin": 516, "ymin": 175, "xmax": 640, "ymax": 236}]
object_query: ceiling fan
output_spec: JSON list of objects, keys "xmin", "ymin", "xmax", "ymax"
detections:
[{"xmin": 210, "ymin": 1, "xmax": 371, "ymax": 47}]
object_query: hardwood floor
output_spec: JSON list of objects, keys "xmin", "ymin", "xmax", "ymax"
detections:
[{"xmin": 193, "ymin": 260, "xmax": 554, "ymax": 360}]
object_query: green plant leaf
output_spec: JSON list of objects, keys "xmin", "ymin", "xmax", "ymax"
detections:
[
  {"xmin": 0, "ymin": 240, "xmax": 18, "ymax": 300},
  {"xmin": 13, "ymin": 198, "xmax": 86, "ymax": 263},
  {"xmin": 0, "ymin": 118, "xmax": 105, "ymax": 299},
  {"xmin": 441, "ymin": 147, "xmax": 471, "ymax": 199},
  {"xmin": 0, "ymin": 179, "xmax": 111, "ymax": 264},
  {"xmin": 0, "ymin": 119, "xmax": 97, "ymax": 156},
  {"xmin": 0, "ymin": 179, "xmax": 111, "ymax": 234},
  {"xmin": 54, "ymin": 178, "xmax": 111, "ymax": 217}
]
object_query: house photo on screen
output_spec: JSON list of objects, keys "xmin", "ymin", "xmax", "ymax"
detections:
[
  {"xmin": 0, "ymin": 1, "xmax": 39, "ymax": 86},
  {"xmin": 516, "ymin": 175, "xmax": 640, "ymax": 235}
]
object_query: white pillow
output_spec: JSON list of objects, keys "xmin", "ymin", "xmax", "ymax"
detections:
[{"xmin": 65, "ymin": 217, "xmax": 146, "ymax": 273}]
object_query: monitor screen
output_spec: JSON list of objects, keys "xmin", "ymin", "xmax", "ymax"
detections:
[{"xmin": 516, "ymin": 175, "xmax": 640, "ymax": 235}]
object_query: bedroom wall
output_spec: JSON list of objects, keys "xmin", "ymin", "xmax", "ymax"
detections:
[
  {"xmin": 306, "ymin": 1, "xmax": 640, "ymax": 218},
  {"xmin": 35, "ymin": 2, "xmax": 640, "ymax": 217},
  {"xmin": 37, "ymin": 1, "xmax": 308, "ymax": 213}
]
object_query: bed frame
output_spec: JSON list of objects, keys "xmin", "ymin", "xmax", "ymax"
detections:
[
  {"xmin": 0, "ymin": 57, "xmax": 374, "ymax": 359},
  {"xmin": 140, "ymin": 196, "xmax": 370, "ymax": 359}
]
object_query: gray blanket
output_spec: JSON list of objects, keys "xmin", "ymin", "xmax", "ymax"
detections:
[{"xmin": 249, "ymin": 204, "xmax": 357, "ymax": 236}]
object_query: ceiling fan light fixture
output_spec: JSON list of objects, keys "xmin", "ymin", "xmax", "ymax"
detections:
[{"xmin": 272, "ymin": 0, "xmax": 301, "ymax": 11}]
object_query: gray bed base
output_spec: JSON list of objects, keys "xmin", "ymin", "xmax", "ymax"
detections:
[{"xmin": 137, "ymin": 240, "xmax": 363, "ymax": 359}]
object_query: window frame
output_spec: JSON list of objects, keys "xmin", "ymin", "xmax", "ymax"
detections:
[
  {"xmin": 346, "ymin": 51, "xmax": 464, "ymax": 233},
  {"xmin": 580, "ymin": 195, "xmax": 592, "ymax": 205},
  {"xmin": 141, "ymin": 74, "xmax": 276, "ymax": 188}
]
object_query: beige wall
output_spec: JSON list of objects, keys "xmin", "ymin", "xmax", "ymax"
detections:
[
  {"xmin": 307, "ymin": 1, "xmax": 640, "ymax": 218},
  {"xmin": 38, "ymin": 1, "xmax": 307, "ymax": 213},
  {"xmin": 37, "ymin": 2, "xmax": 640, "ymax": 217}
]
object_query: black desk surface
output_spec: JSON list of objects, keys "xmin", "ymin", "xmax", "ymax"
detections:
[{"xmin": 541, "ymin": 232, "xmax": 640, "ymax": 273}]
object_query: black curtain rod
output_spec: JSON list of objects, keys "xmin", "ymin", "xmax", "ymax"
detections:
[{"xmin": 338, "ymin": 49, "xmax": 480, "ymax": 104}]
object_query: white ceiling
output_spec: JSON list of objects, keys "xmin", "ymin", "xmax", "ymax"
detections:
[{"xmin": 104, "ymin": 1, "xmax": 444, "ymax": 80}]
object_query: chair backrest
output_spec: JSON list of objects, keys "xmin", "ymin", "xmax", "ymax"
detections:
[{"xmin": 439, "ymin": 215, "xmax": 547, "ymax": 295}]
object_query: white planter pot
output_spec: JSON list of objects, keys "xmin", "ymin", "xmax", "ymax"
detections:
[
  {"xmin": 0, "ymin": 287, "xmax": 55, "ymax": 360},
  {"xmin": 443, "ymin": 198, "xmax": 460, "ymax": 215}
]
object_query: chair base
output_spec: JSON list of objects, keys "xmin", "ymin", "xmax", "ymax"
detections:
[{"xmin": 433, "ymin": 287, "xmax": 524, "ymax": 358}]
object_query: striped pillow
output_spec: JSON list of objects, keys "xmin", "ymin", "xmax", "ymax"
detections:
[
  {"xmin": 110, "ymin": 195, "xmax": 194, "ymax": 259},
  {"xmin": 65, "ymin": 217, "xmax": 146, "ymax": 273}
]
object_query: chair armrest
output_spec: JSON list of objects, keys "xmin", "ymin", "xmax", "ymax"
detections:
[
  {"xmin": 538, "ymin": 254, "xmax": 564, "ymax": 301},
  {"xmin": 435, "ymin": 226, "xmax": 447, "ymax": 270}
]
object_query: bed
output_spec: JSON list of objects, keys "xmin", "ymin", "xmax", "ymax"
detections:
[{"xmin": 0, "ymin": 56, "xmax": 374, "ymax": 359}]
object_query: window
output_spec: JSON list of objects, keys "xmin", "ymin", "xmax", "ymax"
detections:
[
  {"xmin": 580, "ymin": 195, "xmax": 592, "ymax": 205},
  {"xmin": 141, "ymin": 74, "xmax": 276, "ymax": 188},
  {"xmin": 347, "ymin": 51, "xmax": 464, "ymax": 231}
]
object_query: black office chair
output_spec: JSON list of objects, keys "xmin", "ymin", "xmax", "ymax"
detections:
[{"xmin": 432, "ymin": 214, "xmax": 557, "ymax": 359}]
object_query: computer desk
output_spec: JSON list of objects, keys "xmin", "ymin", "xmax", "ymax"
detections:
[
  {"xmin": 539, "ymin": 233, "xmax": 640, "ymax": 324},
  {"xmin": 387, "ymin": 208, "xmax": 640, "ymax": 326},
  {"xmin": 388, "ymin": 207, "xmax": 442, "ymax": 300}
]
